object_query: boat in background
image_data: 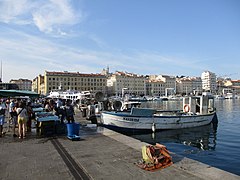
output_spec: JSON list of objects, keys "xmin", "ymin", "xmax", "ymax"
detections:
[
  {"xmin": 214, "ymin": 95, "xmax": 225, "ymax": 100},
  {"xmin": 222, "ymin": 88, "xmax": 237, "ymax": 99},
  {"xmin": 47, "ymin": 89, "xmax": 91, "ymax": 101},
  {"xmin": 224, "ymin": 92, "xmax": 236, "ymax": 99},
  {"xmin": 100, "ymin": 95, "xmax": 216, "ymax": 132}
]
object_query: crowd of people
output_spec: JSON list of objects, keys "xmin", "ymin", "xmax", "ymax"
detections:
[
  {"xmin": 43, "ymin": 98, "xmax": 75, "ymax": 124},
  {"xmin": 0, "ymin": 98, "xmax": 33, "ymax": 138},
  {"xmin": 0, "ymin": 97, "xmax": 76, "ymax": 139}
]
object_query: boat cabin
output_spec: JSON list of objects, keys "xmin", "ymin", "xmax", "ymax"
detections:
[{"xmin": 182, "ymin": 95, "xmax": 215, "ymax": 115}]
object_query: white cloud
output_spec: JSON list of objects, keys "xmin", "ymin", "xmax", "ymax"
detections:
[
  {"xmin": 0, "ymin": 0, "xmax": 30, "ymax": 23},
  {"xmin": 0, "ymin": 28, "xmax": 235, "ymax": 82},
  {"xmin": 0, "ymin": 29, "xmax": 109, "ymax": 81},
  {"xmin": 32, "ymin": 0, "xmax": 81, "ymax": 33},
  {"xmin": 0, "ymin": 0, "xmax": 83, "ymax": 35}
]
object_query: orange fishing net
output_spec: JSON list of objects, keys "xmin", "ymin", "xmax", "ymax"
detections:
[{"xmin": 136, "ymin": 143, "xmax": 173, "ymax": 171}]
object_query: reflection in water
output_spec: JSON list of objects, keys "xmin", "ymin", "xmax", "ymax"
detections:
[
  {"xmin": 125, "ymin": 100, "xmax": 218, "ymax": 151},
  {"xmin": 130, "ymin": 123, "xmax": 218, "ymax": 151}
]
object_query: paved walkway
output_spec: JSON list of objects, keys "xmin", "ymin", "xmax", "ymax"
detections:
[{"xmin": 0, "ymin": 113, "xmax": 239, "ymax": 180}]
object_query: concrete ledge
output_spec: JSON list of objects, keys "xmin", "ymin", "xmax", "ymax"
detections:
[{"xmin": 101, "ymin": 127, "xmax": 239, "ymax": 180}]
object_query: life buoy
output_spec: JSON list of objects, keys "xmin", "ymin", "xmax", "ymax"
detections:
[{"xmin": 184, "ymin": 104, "xmax": 190, "ymax": 113}]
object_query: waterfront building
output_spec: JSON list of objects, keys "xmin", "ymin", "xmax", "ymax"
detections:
[
  {"xmin": 176, "ymin": 77, "xmax": 202, "ymax": 95},
  {"xmin": 32, "ymin": 77, "xmax": 38, "ymax": 93},
  {"xmin": 216, "ymin": 78, "xmax": 225, "ymax": 95},
  {"xmin": 192, "ymin": 77, "xmax": 203, "ymax": 95},
  {"xmin": 44, "ymin": 71, "xmax": 107, "ymax": 95},
  {"xmin": 107, "ymin": 71, "xmax": 146, "ymax": 96},
  {"xmin": 32, "ymin": 75, "xmax": 44, "ymax": 95},
  {"xmin": 33, "ymin": 71, "xmax": 107, "ymax": 96},
  {"xmin": 9, "ymin": 78, "xmax": 32, "ymax": 91},
  {"xmin": 32, "ymin": 68, "xmax": 239, "ymax": 97},
  {"xmin": 201, "ymin": 71, "xmax": 217, "ymax": 93},
  {"xmin": 0, "ymin": 82, "xmax": 19, "ymax": 90},
  {"xmin": 146, "ymin": 79, "xmax": 165, "ymax": 96},
  {"xmin": 149, "ymin": 75, "xmax": 176, "ymax": 96},
  {"xmin": 146, "ymin": 75, "xmax": 176, "ymax": 97},
  {"xmin": 224, "ymin": 79, "xmax": 240, "ymax": 94}
]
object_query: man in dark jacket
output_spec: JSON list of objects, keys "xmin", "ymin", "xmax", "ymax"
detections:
[{"xmin": 65, "ymin": 100, "xmax": 75, "ymax": 123}]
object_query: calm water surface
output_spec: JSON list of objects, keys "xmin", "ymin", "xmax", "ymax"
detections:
[{"xmin": 130, "ymin": 99, "xmax": 240, "ymax": 175}]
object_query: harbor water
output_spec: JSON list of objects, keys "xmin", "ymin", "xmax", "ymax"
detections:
[{"xmin": 130, "ymin": 99, "xmax": 240, "ymax": 175}]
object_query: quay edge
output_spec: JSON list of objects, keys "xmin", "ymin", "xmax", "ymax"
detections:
[{"xmin": 57, "ymin": 125, "xmax": 239, "ymax": 180}]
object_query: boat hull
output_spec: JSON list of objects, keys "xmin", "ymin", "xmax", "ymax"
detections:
[{"xmin": 100, "ymin": 111, "xmax": 215, "ymax": 132}]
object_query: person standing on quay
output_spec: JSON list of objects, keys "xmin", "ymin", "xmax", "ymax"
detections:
[
  {"xmin": 59, "ymin": 100, "xmax": 66, "ymax": 124},
  {"xmin": 17, "ymin": 102, "xmax": 28, "ymax": 139},
  {"xmin": 65, "ymin": 100, "xmax": 75, "ymax": 123},
  {"xmin": 8, "ymin": 99, "xmax": 15, "ymax": 131},
  {"xmin": 0, "ymin": 100, "xmax": 7, "ymax": 137},
  {"xmin": 11, "ymin": 101, "xmax": 18, "ymax": 137},
  {"xmin": 26, "ymin": 101, "xmax": 33, "ymax": 132}
]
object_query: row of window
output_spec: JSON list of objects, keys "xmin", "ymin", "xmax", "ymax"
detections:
[
  {"xmin": 116, "ymin": 83, "xmax": 145, "ymax": 87},
  {"xmin": 48, "ymin": 82, "xmax": 104, "ymax": 86},
  {"xmin": 48, "ymin": 77, "xmax": 105, "ymax": 82},
  {"xmin": 48, "ymin": 87, "xmax": 102, "ymax": 91}
]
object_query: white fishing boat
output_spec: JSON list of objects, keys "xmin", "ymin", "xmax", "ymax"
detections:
[{"xmin": 100, "ymin": 95, "xmax": 216, "ymax": 132}]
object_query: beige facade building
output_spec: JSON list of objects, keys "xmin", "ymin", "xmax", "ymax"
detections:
[
  {"xmin": 150, "ymin": 75, "xmax": 176, "ymax": 96},
  {"xmin": 32, "ymin": 75, "xmax": 44, "ymax": 95},
  {"xmin": 107, "ymin": 71, "xmax": 146, "ymax": 96},
  {"xmin": 33, "ymin": 71, "xmax": 107, "ymax": 95},
  {"xmin": 10, "ymin": 78, "xmax": 32, "ymax": 91},
  {"xmin": 176, "ymin": 77, "xmax": 202, "ymax": 95},
  {"xmin": 33, "ymin": 69, "xmax": 240, "ymax": 97},
  {"xmin": 32, "ymin": 77, "xmax": 38, "ymax": 92},
  {"xmin": 146, "ymin": 80, "xmax": 165, "ymax": 96}
]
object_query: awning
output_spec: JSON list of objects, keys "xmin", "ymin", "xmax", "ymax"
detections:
[{"xmin": 0, "ymin": 90, "xmax": 40, "ymax": 98}]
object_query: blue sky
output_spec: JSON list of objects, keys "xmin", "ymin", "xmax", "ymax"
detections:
[{"xmin": 0, "ymin": 0, "xmax": 239, "ymax": 82}]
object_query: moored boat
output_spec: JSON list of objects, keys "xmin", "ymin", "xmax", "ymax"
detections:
[
  {"xmin": 100, "ymin": 95, "xmax": 216, "ymax": 132},
  {"xmin": 47, "ymin": 89, "xmax": 91, "ymax": 101}
]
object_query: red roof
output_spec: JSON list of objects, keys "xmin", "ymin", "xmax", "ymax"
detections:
[{"xmin": 45, "ymin": 71, "xmax": 106, "ymax": 78}]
